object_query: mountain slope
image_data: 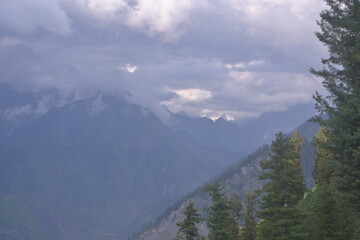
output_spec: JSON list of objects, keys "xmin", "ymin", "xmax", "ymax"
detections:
[
  {"xmin": 0, "ymin": 91, "xmax": 241, "ymax": 240},
  {"xmin": 135, "ymin": 121, "xmax": 319, "ymax": 240}
]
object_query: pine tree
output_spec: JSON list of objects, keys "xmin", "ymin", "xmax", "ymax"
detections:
[
  {"xmin": 175, "ymin": 201, "xmax": 203, "ymax": 240},
  {"xmin": 174, "ymin": 232, "xmax": 183, "ymax": 240},
  {"xmin": 304, "ymin": 127, "xmax": 347, "ymax": 240},
  {"xmin": 299, "ymin": 185, "xmax": 341, "ymax": 240},
  {"xmin": 312, "ymin": 127, "xmax": 340, "ymax": 240},
  {"xmin": 205, "ymin": 183, "xmax": 230, "ymax": 240},
  {"xmin": 204, "ymin": 183, "xmax": 241, "ymax": 240},
  {"xmin": 256, "ymin": 132, "xmax": 306, "ymax": 240},
  {"xmin": 312, "ymin": 127, "xmax": 334, "ymax": 186},
  {"xmin": 299, "ymin": 127, "xmax": 343, "ymax": 240},
  {"xmin": 288, "ymin": 131, "xmax": 306, "ymax": 201},
  {"xmin": 312, "ymin": 186, "xmax": 341, "ymax": 240},
  {"xmin": 228, "ymin": 193, "xmax": 243, "ymax": 240},
  {"xmin": 311, "ymin": 1, "xmax": 360, "ymax": 238},
  {"xmin": 243, "ymin": 192, "xmax": 257, "ymax": 240}
]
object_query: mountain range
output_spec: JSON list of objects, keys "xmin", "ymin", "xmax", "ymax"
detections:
[{"xmin": 168, "ymin": 103, "xmax": 316, "ymax": 153}]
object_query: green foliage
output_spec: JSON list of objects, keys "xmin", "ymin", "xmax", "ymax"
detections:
[
  {"xmin": 312, "ymin": 0, "xmax": 360, "ymax": 212},
  {"xmin": 305, "ymin": 127, "xmax": 341, "ymax": 239},
  {"xmin": 242, "ymin": 192, "xmax": 257, "ymax": 240},
  {"xmin": 204, "ymin": 183, "xmax": 242, "ymax": 240},
  {"xmin": 204, "ymin": 183, "xmax": 231, "ymax": 240},
  {"xmin": 256, "ymin": 132, "xmax": 306, "ymax": 240},
  {"xmin": 300, "ymin": 127, "xmax": 349, "ymax": 240},
  {"xmin": 138, "ymin": 125, "xmax": 321, "ymax": 239},
  {"xmin": 228, "ymin": 193, "xmax": 243, "ymax": 239},
  {"xmin": 299, "ymin": 186, "xmax": 343, "ymax": 240},
  {"xmin": 312, "ymin": 127, "xmax": 335, "ymax": 185},
  {"xmin": 175, "ymin": 201, "xmax": 203, "ymax": 240},
  {"xmin": 174, "ymin": 232, "xmax": 183, "ymax": 240},
  {"xmin": 311, "ymin": 1, "xmax": 360, "ymax": 238}
]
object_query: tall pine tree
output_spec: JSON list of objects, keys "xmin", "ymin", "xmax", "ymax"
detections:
[
  {"xmin": 312, "ymin": 127, "xmax": 334, "ymax": 186},
  {"xmin": 205, "ymin": 183, "xmax": 231, "ymax": 240},
  {"xmin": 204, "ymin": 183, "xmax": 242, "ymax": 240},
  {"xmin": 300, "ymin": 127, "xmax": 341, "ymax": 240},
  {"xmin": 256, "ymin": 132, "xmax": 306, "ymax": 240},
  {"xmin": 175, "ymin": 200, "xmax": 203, "ymax": 240},
  {"xmin": 243, "ymin": 191, "xmax": 257, "ymax": 240},
  {"xmin": 311, "ymin": 1, "xmax": 360, "ymax": 238},
  {"xmin": 228, "ymin": 193, "xmax": 243, "ymax": 240}
]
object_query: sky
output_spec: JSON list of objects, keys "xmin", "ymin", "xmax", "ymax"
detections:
[{"xmin": 0, "ymin": 0, "xmax": 328, "ymax": 121}]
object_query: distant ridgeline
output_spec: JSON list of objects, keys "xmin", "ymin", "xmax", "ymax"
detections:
[{"xmin": 168, "ymin": 102, "xmax": 316, "ymax": 154}]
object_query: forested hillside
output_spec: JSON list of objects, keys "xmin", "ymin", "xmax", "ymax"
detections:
[{"xmin": 135, "ymin": 121, "xmax": 319, "ymax": 240}]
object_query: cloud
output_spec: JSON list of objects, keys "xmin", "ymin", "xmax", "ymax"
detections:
[
  {"xmin": 217, "ymin": 70, "xmax": 322, "ymax": 115},
  {"xmin": 118, "ymin": 64, "xmax": 138, "ymax": 73},
  {"xmin": 58, "ymin": 0, "xmax": 205, "ymax": 42},
  {"xmin": 168, "ymin": 88, "xmax": 213, "ymax": 102},
  {"xmin": 79, "ymin": 0, "xmax": 127, "ymax": 17},
  {"xmin": 0, "ymin": 105, "xmax": 32, "ymax": 121},
  {"xmin": 0, "ymin": 0, "xmax": 72, "ymax": 36},
  {"xmin": 124, "ymin": 0, "xmax": 198, "ymax": 42},
  {"xmin": 160, "ymin": 69, "xmax": 322, "ymax": 120},
  {"xmin": 232, "ymin": 0, "xmax": 326, "ymax": 44},
  {"xmin": 90, "ymin": 94, "xmax": 107, "ymax": 116},
  {"xmin": 161, "ymin": 88, "xmax": 214, "ymax": 117},
  {"xmin": 0, "ymin": 37, "xmax": 23, "ymax": 48},
  {"xmin": 0, "ymin": 0, "xmax": 328, "ymax": 121},
  {"xmin": 60, "ymin": 0, "xmax": 127, "ymax": 25},
  {"xmin": 161, "ymin": 88, "xmax": 212, "ymax": 111},
  {"xmin": 224, "ymin": 60, "xmax": 266, "ymax": 70}
]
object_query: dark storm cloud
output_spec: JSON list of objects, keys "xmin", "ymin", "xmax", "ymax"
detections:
[{"xmin": 0, "ymin": 0, "xmax": 327, "ymax": 120}]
